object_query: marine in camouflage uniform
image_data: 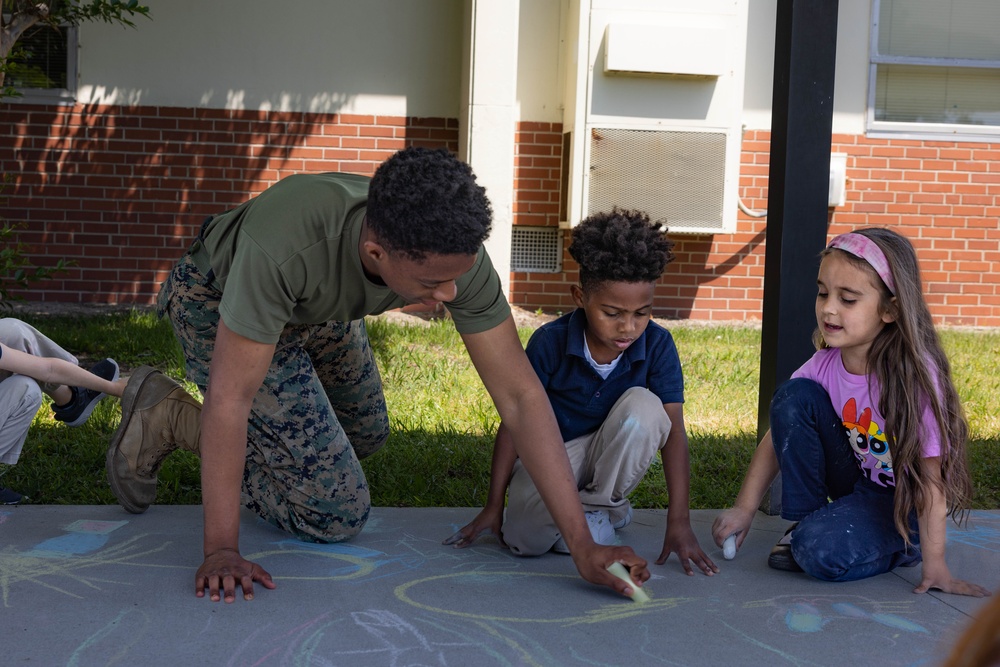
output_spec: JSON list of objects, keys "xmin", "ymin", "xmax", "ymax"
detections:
[
  {"xmin": 157, "ymin": 251, "xmax": 388, "ymax": 542},
  {"xmin": 107, "ymin": 151, "xmax": 507, "ymax": 544}
]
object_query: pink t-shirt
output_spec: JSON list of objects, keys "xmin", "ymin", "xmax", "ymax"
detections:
[{"xmin": 792, "ymin": 348, "xmax": 941, "ymax": 488}]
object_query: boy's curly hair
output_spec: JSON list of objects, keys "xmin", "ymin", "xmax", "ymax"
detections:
[
  {"xmin": 367, "ymin": 147, "xmax": 492, "ymax": 260},
  {"xmin": 568, "ymin": 208, "xmax": 675, "ymax": 291}
]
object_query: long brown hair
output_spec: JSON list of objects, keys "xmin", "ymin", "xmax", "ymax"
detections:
[{"xmin": 813, "ymin": 227, "xmax": 972, "ymax": 544}]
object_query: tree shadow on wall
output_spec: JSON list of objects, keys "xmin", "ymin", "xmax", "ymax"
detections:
[
  {"xmin": 660, "ymin": 207, "xmax": 849, "ymax": 320},
  {"xmin": 655, "ymin": 225, "xmax": 768, "ymax": 321},
  {"xmin": 1, "ymin": 98, "xmax": 455, "ymax": 305},
  {"xmin": 2, "ymin": 100, "xmax": 350, "ymax": 303}
]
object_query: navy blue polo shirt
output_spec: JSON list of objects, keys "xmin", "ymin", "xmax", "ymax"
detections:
[{"xmin": 525, "ymin": 309, "xmax": 685, "ymax": 442}]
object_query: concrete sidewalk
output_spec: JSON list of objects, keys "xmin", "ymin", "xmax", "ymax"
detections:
[{"xmin": 2, "ymin": 505, "xmax": 997, "ymax": 666}]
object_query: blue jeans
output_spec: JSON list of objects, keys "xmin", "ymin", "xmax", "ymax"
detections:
[{"xmin": 770, "ymin": 378, "xmax": 921, "ymax": 581}]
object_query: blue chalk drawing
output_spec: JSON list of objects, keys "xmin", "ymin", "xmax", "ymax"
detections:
[
  {"xmin": 830, "ymin": 602, "xmax": 869, "ymax": 619},
  {"xmin": 785, "ymin": 602, "xmax": 825, "ymax": 632},
  {"xmin": 869, "ymin": 613, "xmax": 929, "ymax": 634},
  {"xmin": 946, "ymin": 522, "xmax": 1000, "ymax": 553},
  {"xmin": 30, "ymin": 519, "xmax": 128, "ymax": 558},
  {"xmin": 751, "ymin": 595, "xmax": 931, "ymax": 636}
]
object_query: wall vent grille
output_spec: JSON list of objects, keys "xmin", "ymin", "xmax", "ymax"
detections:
[{"xmin": 511, "ymin": 226, "xmax": 561, "ymax": 273}]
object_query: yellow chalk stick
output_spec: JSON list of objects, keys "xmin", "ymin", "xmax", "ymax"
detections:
[{"xmin": 607, "ymin": 561, "xmax": 651, "ymax": 603}]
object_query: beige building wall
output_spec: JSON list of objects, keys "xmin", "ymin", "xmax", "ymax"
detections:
[
  {"xmin": 77, "ymin": 0, "xmax": 464, "ymax": 117},
  {"xmin": 742, "ymin": 0, "xmax": 871, "ymax": 135},
  {"xmin": 75, "ymin": 1, "xmax": 880, "ymax": 137}
]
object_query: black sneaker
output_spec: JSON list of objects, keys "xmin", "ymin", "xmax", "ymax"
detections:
[
  {"xmin": 0, "ymin": 487, "xmax": 23, "ymax": 505},
  {"xmin": 52, "ymin": 358, "xmax": 120, "ymax": 427},
  {"xmin": 767, "ymin": 523, "xmax": 804, "ymax": 572}
]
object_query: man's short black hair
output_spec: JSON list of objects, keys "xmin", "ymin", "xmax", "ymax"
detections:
[
  {"xmin": 568, "ymin": 207, "xmax": 675, "ymax": 292},
  {"xmin": 367, "ymin": 147, "xmax": 493, "ymax": 260}
]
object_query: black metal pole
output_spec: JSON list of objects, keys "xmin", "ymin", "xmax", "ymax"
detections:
[{"xmin": 758, "ymin": 0, "xmax": 840, "ymax": 514}]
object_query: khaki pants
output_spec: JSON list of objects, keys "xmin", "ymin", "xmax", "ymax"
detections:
[
  {"xmin": 502, "ymin": 387, "xmax": 670, "ymax": 555},
  {"xmin": 0, "ymin": 318, "xmax": 77, "ymax": 464}
]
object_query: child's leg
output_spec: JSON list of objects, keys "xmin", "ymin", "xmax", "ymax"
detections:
[
  {"xmin": 503, "ymin": 388, "xmax": 668, "ymax": 555},
  {"xmin": 0, "ymin": 318, "xmax": 77, "ymax": 395},
  {"xmin": 0, "ymin": 375, "xmax": 43, "ymax": 465},
  {"xmin": 792, "ymin": 480, "xmax": 919, "ymax": 581},
  {"xmin": 770, "ymin": 378, "xmax": 860, "ymax": 520},
  {"xmin": 505, "ymin": 428, "xmax": 601, "ymax": 555},
  {"xmin": 578, "ymin": 387, "xmax": 669, "ymax": 525}
]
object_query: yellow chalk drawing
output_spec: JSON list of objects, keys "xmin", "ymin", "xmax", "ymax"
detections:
[
  {"xmin": 243, "ymin": 548, "xmax": 376, "ymax": 581},
  {"xmin": 471, "ymin": 619, "xmax": 550, "ymax": 667},
  {"xmin": 394, "ymin": 571, "xmax": 689, "ymax": 625},
  {"xmin": 0, "ymin": 534, "xmax": 179, "ymax": 607}
]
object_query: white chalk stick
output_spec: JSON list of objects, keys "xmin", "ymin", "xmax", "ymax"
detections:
[
  {"xmin": 723, "ymin": 533, "xmax": 737, "ymax": 560},
  {"xmin": 606, "ymin": 562, "xmax": 651, "ymax": 603}
]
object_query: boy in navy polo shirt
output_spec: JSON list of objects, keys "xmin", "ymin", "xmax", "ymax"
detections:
[{"xmin": 446, "ymin": 209, "xmax": 718, "ymax": 576}]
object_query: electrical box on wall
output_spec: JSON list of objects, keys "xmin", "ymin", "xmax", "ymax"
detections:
[
  {"xmin": 829, "ymin": 153, "xmax": 848, "ymax": 207},
  {"xmin": 560, "ymin": 0, "xmax": 749, "ymax": 234}
]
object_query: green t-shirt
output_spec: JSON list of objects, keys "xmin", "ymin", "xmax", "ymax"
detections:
[{"xmin": 197, "ymin": 172, "xmax": 511, "ymax": 344}]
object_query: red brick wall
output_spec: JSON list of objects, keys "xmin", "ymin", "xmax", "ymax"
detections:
[
  {"xmin": 510, "ymin": 125, "xmax": 1000, "ymax": 327},
  {"xmin": 0, "ymin": 104, "xmax": 457, "ymax": 304},
  {"xmin": 512, "ymin": 121, "xmax": 563, "ymax": 227},
  {"xmin": 4, "ymin": 108, "xmax": 1000, "ymax": 327},
  {"xmin": 509, "ymin": 121, "xmax": 569, "ymax": 312},
  {"xmin": 825, "ymin": 133, "xmax": 1000, "ymax": 327}
]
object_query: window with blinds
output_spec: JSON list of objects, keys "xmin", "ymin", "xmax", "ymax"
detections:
[{"xmin": 869, "ymin": 0, "xmax": 1000, "ymax": 138}]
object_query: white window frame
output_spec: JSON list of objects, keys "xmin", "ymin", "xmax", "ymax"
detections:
[
  {"xmin": 866, "ymin": 0, "xmax": 1000, "ymax": 142},
  {"xmin": 4, "ymin": 21, "xmax": 78, "ymax": 105}
]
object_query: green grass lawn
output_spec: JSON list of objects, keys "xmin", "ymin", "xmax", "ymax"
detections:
[{"xmin": 3, "ymin": 311, "xmax": 999, "ymax": 511}]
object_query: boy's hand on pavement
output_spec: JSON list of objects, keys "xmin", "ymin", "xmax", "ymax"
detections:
[
  {"xmin": 656, "ymin": 523, "xmax": 719, "ymax": 576},
  {"xmin": 442, "ymin": 508, "xmax": 505, "ymax": 548}
]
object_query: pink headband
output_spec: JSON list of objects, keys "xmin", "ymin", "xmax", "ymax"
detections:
[{"xmin": 828, "ymin": 232, "xmax": 896, "ymax": 295}]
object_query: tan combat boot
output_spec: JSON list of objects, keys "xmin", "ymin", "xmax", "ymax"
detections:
[{"xmin": 107, "ymin": 366, "xmax": 202, "ymax": 514}]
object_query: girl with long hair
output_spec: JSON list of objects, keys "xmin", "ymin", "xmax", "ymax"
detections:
[{"xmin": 713, "ymin": 228, "xmax": 990, "ymax": 597}]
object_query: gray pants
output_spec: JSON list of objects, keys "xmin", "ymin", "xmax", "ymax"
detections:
[
  {"xmin": 502, "ymin": 387, "xmax": 671, "ymax": 555},
  {"xmin": 0, "ymin": 318, "xmax": 78, "ymax": 464}
]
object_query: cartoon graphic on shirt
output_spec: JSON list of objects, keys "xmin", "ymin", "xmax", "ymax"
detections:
[
  {"xmin": 841, "ymin": 398, "xmax": 892, "ymax": 473},
  {"xmin": 868, "ymin": 429, "xmax": 892, "ymax": 471},
  {"xmin": 842, "ymin": 398, "xmax": 872, "ymax": 459}
]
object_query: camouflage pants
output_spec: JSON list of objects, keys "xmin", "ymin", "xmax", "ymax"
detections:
[{"xmin": 157, "ymin": 248, "xmax": 390, "ymax": 543}]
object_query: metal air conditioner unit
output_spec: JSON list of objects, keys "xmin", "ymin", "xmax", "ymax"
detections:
[
  {"xmin": 586, "ymin": 126, "xmax": 731, "ymax": 232},
  {"xmin": 561, "ymin": 0, "xmax": 748, "ymax": 235}
]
